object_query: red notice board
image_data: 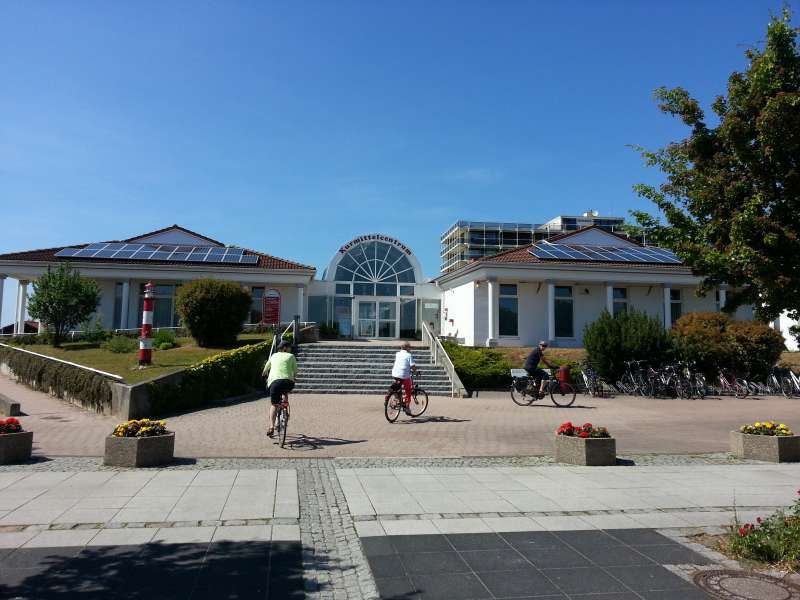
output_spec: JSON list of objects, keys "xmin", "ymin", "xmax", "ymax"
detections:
[{"xmin": 262, "ymin": 289, "xmax": 281, "ymax": 324}]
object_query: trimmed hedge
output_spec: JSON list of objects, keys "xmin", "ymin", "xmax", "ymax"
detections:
[
  {"xmin": 147, "ymin": 340, "xmax": 272, "ymax": 415},
  {"xmin": 0, "ymin": 345, "xmax": 112, "ymax": 412},
  {"xmin": 442, "ymin": 342, "xmax": 582, "ymax": 390},
  {"xmin": 176, "ymin": 279, "xmax": 252, "ymax": 347}
]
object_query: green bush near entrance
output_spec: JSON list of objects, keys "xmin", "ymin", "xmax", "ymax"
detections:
[
  {"xmin": 146, "ymin": 339, "xmax": 272, "ymax": 415},
  {"xmin": 175, "ymin": 279, "xmax": 252, "ymax": 347},
  {"xmin": 442, "ymin": 341, "xmax": 510, "ymax": 389},
  {"xmin": 583, "ymin": 309, "xmax": 672, "ymax": 382}
]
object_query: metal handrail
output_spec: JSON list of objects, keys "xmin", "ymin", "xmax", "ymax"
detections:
[
  {"xmin": 269, "ymin": 322, "xmax": 295, "ymax": 358},
  {"xmin": 421, "ymin": 322, "xmax": 467, "ymax": 397}
]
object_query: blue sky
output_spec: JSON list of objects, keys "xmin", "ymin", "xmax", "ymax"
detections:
[{"xmin": 1, "ymin": 0, "xmax": 795, "ymax": 324}]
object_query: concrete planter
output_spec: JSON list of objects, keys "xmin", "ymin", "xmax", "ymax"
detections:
[
  {"xmin": 0, "ymin": 431, "xmax": 33, "ymax": 464},
  {"xmin": 555, "ymin": 435, "xmax": 616, "ymax": 466},
  {"xmin": 104, "ymin": 433, "xmax": 175, "ymax": 468},
  {"xmin": 730, "ymin": 431, "xmax": 800, "ymax": 463}
]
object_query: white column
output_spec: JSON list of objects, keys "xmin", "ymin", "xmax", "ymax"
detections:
[
  {"xmin": 547, "ymin": 281, "xmax": 556, "ymax": 342},
  {"xmin": 120, "ymin": 280, "xmax": 131, "ymax": 329},
  {"xmin": 297, "ymin": 285, "xmax": 305, "ymax": 320},
  {"xmin": 718, "ymin": 286, "xmax": 727, "ymax": 312},
  {"xmin": 16, "ymin": 280, "xmax": 29, "ymax": 334},
  {"xmin": 605, "ymin": 284, "xmax": 614, "ymax": 315},
  {"xmin": 663, "ymin": 286, "xmax": 672, "ymax": 329},
  {"xmin": 0, "ymin": 276, "xmax": 5, "ymax": 333},
  {"xmin": 485, "ymin": 278, "xmax": 497, "ymax": 347}
]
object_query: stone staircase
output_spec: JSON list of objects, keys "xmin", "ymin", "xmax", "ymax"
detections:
[{"xmin": 293, "ymin": 343, "xmax": 454, "ymax": 396}]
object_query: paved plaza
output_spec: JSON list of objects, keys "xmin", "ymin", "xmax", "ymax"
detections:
[
  {"xmin": 2, "ymin": 373, "xmax": 800, "ymax": 598},
  {"xmin": 4, "ymin": 373, "xmax": 800, "ymax": 458}
]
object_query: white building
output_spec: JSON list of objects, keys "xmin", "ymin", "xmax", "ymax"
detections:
[{"xmin": 437, "ymin": 226, "xmax": 754, "ymax": 347}]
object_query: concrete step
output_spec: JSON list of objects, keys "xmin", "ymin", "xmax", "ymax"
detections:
[
  {"xmin": 293, "ymin": 388, "xmax": 451, "ymax": 396},
  {"xmin": 297, "ymin": 370, "xmax": 448, "ymax": 378},
  {"xmin": 297, "ymin": 352, "xmax": 433, "ymax": 360}
]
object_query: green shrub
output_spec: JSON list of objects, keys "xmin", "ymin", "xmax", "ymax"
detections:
[
  {"xmin": 175, "ymin": 279, "xmax": 252, "ymax": 347},
  {"xmin": 157, "ymin": 342, "xmax": 175, "ymax": 350},
  {"xmin": 154, "ymin": 329, "xmax": 178, "ymax": 347},
  {"xmin": 319, "ymin": 323, "xmax": 340, "ymax": 339},
  {"xmin": 727, "ymin": 320, "xmax": 785, "ymax": 379},
  {"xmin": 583, "ymin": 309, "xmax": 673, "ymax": 381},
  {"xmin": 726, "ymin": 491, "xmax": 800, "ymax": 568},
  {"xmin": 671, "ymin": 313, "xmax": 785, "ymax": 378},
  {"xmin": 104, "ymin": 335, "xmax": 138, "ymax": 354},
  {"xmin": 0, "ymin": 346, "xmax": 112, "ymax": 412},
  {"xmin": 442, "ymin": 341, "xmax": 511, "ymax": 389},
  {"xmin": 5, "ymin": 334, "xmax": 48, "ymax": 346},
  {"xmin": 147, "ymin": 340, "xmax": 272, "ymax": 415}
]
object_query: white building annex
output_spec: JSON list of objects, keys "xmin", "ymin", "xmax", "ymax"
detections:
[{"xmin": 0, "ymin": 223, "xmax": 773, "ymax": 348}]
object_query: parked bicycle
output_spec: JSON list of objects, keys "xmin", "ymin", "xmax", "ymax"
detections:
[
  {"xmin": 510, "ymin": 367, "xmax": 576, "ymax": 407},
  {"xmin": 580, "ymin": 363, "xmax": 610, "ymax": 397},
  {"xmin": 716, "ymin": 368, "xmax": 748, "ymax": 398},
  {"xmin": 384, "ymin": 371, "xmax": 429, "ymax": 423}
]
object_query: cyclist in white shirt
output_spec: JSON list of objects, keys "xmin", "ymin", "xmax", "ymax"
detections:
[{"xmin": 391, "ymin": 341, "xmax": 417, "ymax": 414}]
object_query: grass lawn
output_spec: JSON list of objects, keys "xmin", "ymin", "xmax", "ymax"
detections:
[{"xmin": 10, "ymin": 335, "xmax": 271, "ymax": 384}]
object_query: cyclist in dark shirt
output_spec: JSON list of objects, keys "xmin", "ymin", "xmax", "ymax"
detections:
[{"xmin": 524, "ymin": 341, "xmax": 554, "ymax": 399}]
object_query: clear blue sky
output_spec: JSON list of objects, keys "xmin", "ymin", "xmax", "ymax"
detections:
[{"xmin": 1, "ymin": 0, "xmax": 795, "ymax": 324}]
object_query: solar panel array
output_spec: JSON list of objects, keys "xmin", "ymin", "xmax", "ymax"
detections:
[
  {"xmin": 529, "ymin": 241, "xmax": 682, "ymax": 264},
  {"xmin": 54, "ymin": 243, "xmax": 260, "ymax": 264}
]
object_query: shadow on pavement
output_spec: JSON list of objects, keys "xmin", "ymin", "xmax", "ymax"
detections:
[
  {"xmin": 284, "ymin": 434, "xmax": 368, "ymax": 451},
  {"xmin": 0, "ymin": 540, "xmax": 307, "ymax": 600},
  {"xmin": 395, "ymin": 415, "xmax": 471, "ymax": 424}
]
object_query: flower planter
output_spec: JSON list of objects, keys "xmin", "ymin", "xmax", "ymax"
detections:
[
  {"xmin": 0, "ymin": 431, "xmax": 33, "ymax": 464},
  {"xmin": 555, "ymin": 435, "xmax": 616, "ymax": 466},
  {"xmin": 104, "ymin": 433, "xmax": 175, "ymax": 467},
  {"xmin": 730, "ymin": 431, "xmax": 800, "ymax": 463}
]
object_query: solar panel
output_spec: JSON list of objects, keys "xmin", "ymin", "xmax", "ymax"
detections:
[
  {"xmin": 54, "ymin": 243, "xmax": 261, "ymax": 265},
  {"xmin": 529, "ymin": 242, "xmax": 681, "ymax": 264}
]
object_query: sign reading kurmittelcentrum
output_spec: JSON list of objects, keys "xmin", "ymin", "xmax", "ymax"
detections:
[{"xmin": 338, "ymin": 234, "xmax": 412, "ymax": 256}]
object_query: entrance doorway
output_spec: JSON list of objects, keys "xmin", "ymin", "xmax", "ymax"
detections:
[{"xmin": 357, "ymin": 300, "xmax": 398, "ymax": 338}]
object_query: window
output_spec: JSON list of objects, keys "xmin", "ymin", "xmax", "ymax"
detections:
[
  {"xmin": 138, "ymin": 283, "xmax": 181, "ymax": 328},
  {"xmin": 335, "ymin": 283, "xmax": 351, "ymax": 295},
  {"xmin": 333, "ymin": 241, "xmax": 416, "ymax": 290},
  {"xmin": 353, "ymin": 283, "xmax": 375, "ymax": 296},
  {"xmin": 249, "ymin": 287, "xmax": 264, "ymax": 324},
  {"xmin": 399, "ymin": 285, "xmax": 414, "ymax": 296},
  {"xmin": 554, "ymin": 286, "xmax": 573, "ymax": 338},
  {"xmin": 612, "ymin": 287, "xmax": 627, "ymax": 316},
  {"xmin": 375, "ymin": 283, "xmax": 396, "ymax": 296},
  {"xmin": 670, "ymin": 289, "xmax": 682, "ymax": 323},
  {"xmin": 499, "ymin": 284, "xmax": 518, "ymax": 336},
  {"xmin": 113, "ymin": 283, "xmax": 124, "ymax": 329}
]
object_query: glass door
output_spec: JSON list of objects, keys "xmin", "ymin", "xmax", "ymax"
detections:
[
  {"xmin": 358, "ymin": 301, "xmax": 377, "ymax": 337},
  {"xmin": 378, "ymin": 302, "xmax": 397, "ymax": 338}
]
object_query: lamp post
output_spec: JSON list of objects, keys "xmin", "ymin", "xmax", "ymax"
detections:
[{"xmin": 138, "ymin": 282, "xmax": 154, "ymax": 366}]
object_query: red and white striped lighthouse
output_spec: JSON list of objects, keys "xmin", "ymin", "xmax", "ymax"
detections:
[{"xmin": 138, "ymin": 282, "xmax": 155, "ymax": 366}]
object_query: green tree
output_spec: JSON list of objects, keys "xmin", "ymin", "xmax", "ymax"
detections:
[
  {"xmin": 631, "ymin": 9, "xmax": 800, "ymax": 322},
  {"xmin": 175, "ymin": 279, "xmax": 252, "ymax": 347},
  {"xmin": 27, "ymin": 264, "xmax": 101, "ymax": 347}
]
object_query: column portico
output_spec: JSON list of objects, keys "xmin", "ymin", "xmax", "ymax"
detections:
[
  {"xmin": 485, "ymin": 278, "xmax": 497, "ymax": 347},
  {"xmin": 663, "ymin": 286, "xmax": 672, "ymax": 329},
  {"xmin": 718, "ymin": 286, "xmax": 727, "ymax": 312},
  {"xmin": 546, "ymin": 281, "xmax": 556, "ymax": 342},
  {"xmin": 16, "ymin": 280, "xmax": 29, "ymax": 334},
  {"xmin": 121, "ymin": 280, "xmax": 131, "ymax": 329},
  {"xmin": 605, "ymin": 284, "xmax": 614, "ymax": 315},
  {"xmin": 297, "ymin": 284, "xmax": 305, "ymax": 321},
  {"xmin": 0, "ymin": 276, "xmax": 5, "ymax": 333}
]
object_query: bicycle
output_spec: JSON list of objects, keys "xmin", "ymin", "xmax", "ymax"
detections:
[
  {"xmin": 717, "ymin": 369, "xmax": 748, "ymax": 398},
  {"xmin": 273, "ymin": 394, "xmax": 290, "ymax": 448},
  {"xmin": 384, "ymin": 371, "xmax": 429, "ymax": 423},
  {"xmin": 580, "ymin": 363, "xmax": 608, "ymax": 398},
  {"xmin": 510, "ymin": 368, "xmax": 576, "ymax": 407}
]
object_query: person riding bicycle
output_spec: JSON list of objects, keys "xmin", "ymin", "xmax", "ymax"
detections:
[
  {"xmin": 391, "ymin": 341, "xmax": 417, "ymax": 414},
  {"xmin": 262, "ymin": 340, "xmax": 297, "ymax": 437},
  {"xmin": 524, "ymin": 340, "xmax": 554, "ymax": 399}
]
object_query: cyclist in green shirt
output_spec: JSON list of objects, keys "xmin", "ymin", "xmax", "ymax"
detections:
[{"xmin": 262, "ymin": 340, "xmax": 298, "ymax": 437}]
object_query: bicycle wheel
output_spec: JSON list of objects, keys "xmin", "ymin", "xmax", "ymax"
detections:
[
  {"xmin": 781, "ymin": 377, "xmax": 794, "ymax": 397},
  {"xmin": 511, "ymin": 382, "xmax": 535, "ymax": 406},
  {"xmin": 384, "ymin": 392, "xmax": 402, "ymax": 423},
  {"xmin": 408, "ymin": 388, "xmax": 429, "ymax": 417},
  {"xmin": 676, "ymin": 377, "xmax": 692, "ymax": 399},
  {"xmin": 550, "ymin": 382, "xmax": 576, "ymax": 407},
  {"xmin": 693, "ymin": 374, "xmax": 707, "ymax": 399},
  {"xmin": 279, "ymin": 410, "xmax": 289, "ymax": 448},
  {"xmin": 734, "ymin": 382, "xmax": 748, "ymax": 398}
]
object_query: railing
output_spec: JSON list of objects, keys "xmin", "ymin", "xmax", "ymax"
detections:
[
  {"xmin": 421, "ymin": 322, "xmax": 467, "ymax": 397},
  {"xmin": 0, "ymin": 342, "xmax": 124, "ymax": 381},
  {"xmin": 269, "ymin": 321, "xmax": 296, "ymax": 358}
]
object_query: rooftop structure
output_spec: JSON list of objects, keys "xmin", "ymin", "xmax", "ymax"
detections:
[{"xmin": 439, "ymin": 211, "xmax": 626, "ymax": 273}]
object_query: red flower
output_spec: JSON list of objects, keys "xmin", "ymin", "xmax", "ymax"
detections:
[
  {"xmin": 579, "ymin": 431, "xmax": 589, "ymax": 438},
  {"xmin": 756, "ymin": 517, "xmax": 762, "ymax": 524},
  {"xmin": 738, "ymin": 526, "xmax": 747, "ymax": 537},
  {"xmin": 583, "ymin": 423, "xmax": 593, "ymax": 429}
]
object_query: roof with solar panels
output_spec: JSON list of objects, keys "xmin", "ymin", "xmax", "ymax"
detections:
[
  {"xmin": 435, "ymin": 225, "xmax": 687, "ymax": 283},
  {"xmin": 0, "ymin": 225, "xmax": 315, "ymax": 272}
]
